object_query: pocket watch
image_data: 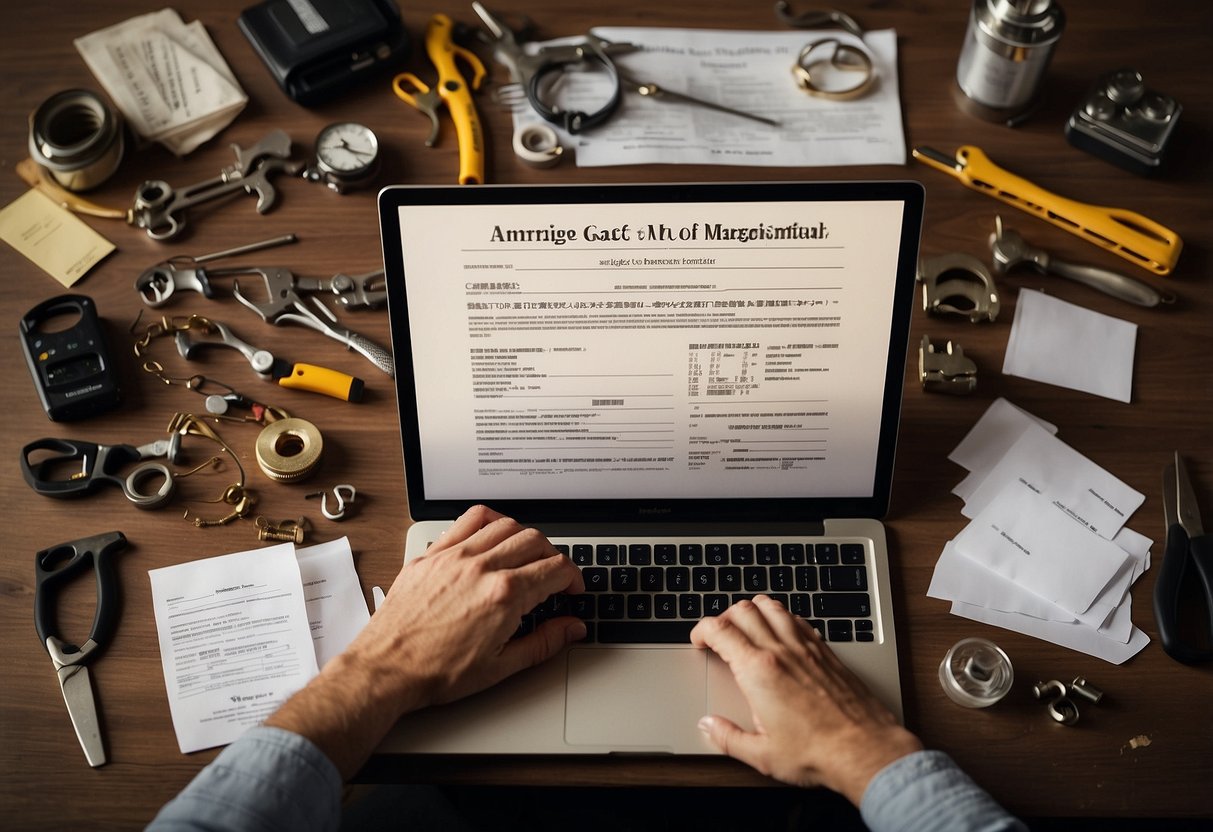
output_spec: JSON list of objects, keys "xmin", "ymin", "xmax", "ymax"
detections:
[{"xmin": 304, "ymin": 122, "xmax": 381, "ymax": 193}]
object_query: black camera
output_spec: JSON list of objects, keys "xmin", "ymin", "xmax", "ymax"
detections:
[{"xmin": 1064, "ymin": 69, "xmax": 1181, "ymax": 175}]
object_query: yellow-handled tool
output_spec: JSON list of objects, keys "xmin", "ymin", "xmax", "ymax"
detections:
[
  {"xmin": 913, "ymin": 145, "xmax": 1182, "ymax": 275},
  {"xmin": 392, "ymin": 14, "xmax": 486, "ymax": 184}
]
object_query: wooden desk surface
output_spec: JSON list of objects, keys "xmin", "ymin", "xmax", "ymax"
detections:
[{"xmin": 2, "ymin": 1, "xmax": 1210, "ymax": 826}]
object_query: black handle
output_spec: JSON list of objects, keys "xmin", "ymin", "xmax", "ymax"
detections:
[
  {"xmin": 21, "ymin": 438, "xmax": 137, "ymax": 498},
  {"xmin": 34, "ymin": 531, "xmax": 127, "ymax": 655},
  {"xmin": 1153, "ymin": 524, "xmax": 1213, "ymax": 664}
]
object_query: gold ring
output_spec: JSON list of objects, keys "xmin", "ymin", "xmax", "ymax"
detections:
[{"xmin": 793, "ymin": 39, "xmax": 876, "ymax": 101}]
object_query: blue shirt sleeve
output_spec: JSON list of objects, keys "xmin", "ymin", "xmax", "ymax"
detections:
[
  {"xmin": 146, "ymin": 726, "xmax": 343, "ymax": 832},
  {"xmin": 860, "ymin": 749, "xmax": 1027, "ymax": 832}
]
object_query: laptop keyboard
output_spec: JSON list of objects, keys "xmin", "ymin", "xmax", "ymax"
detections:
[{"xmin": 519, "ymin": 540, "xmax": 876, "ymax": 645}]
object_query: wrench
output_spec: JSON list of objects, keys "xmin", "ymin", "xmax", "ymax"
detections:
[{"xmin": 129, "ymin": 131, "xmax": 302, "ymax": 241}]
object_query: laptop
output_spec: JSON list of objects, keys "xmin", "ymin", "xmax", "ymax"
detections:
[{"xmin": 375, "ymin": 180, "xmax": 924, "ymax": 755}]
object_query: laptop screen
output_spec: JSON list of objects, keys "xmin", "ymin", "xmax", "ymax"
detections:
[{"xmin": 379, "ymin": 181, "xmax": 923, "ymax": 523}]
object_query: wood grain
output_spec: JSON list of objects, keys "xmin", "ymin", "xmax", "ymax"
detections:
[{"xmin": 1, "ymin": 1, "xmax": 1210, "ymax": 827}]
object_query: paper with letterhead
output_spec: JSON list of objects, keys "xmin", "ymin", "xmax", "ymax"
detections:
[
  {"xmin": 149, "ymin": 543, "xmax": 318, "ymax": 753},
  {"xmin": 0, "ymin": 190, "xmax": 114, "ymax": 286},
  {"xmin": 953, "ymin": 481, "xmax": 1133, "ymax": 616},
  {"xmin": 1003, "ymin": 288, "xmax": 1137, "ymax": 403},
  {"xmin": 950, "ymin": 600, "xmax": 1150, "ymax": 665},
  {"xmin": 949, "ymin": 398, "xmax": 1057, "ymax": 500},
  {"xmin": 296, "ymin": 537, "xmax": 371, "ymax": 669},
  {"xmin": 961, "ymin": 424, "xmax": 1143, "ymax": 540},
  {"xmin": 515, "ymin": 27, "xmax": 905, "ymax": 168}
]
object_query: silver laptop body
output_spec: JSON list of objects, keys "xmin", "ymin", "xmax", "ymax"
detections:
[{"xmin": 375, "ymin": 181, "xmax": 924, "ymax": 755}]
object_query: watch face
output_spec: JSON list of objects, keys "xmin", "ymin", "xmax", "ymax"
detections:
[{"xmin": 315, "ymin": 123, "xmax": 379, "ymax": 175}]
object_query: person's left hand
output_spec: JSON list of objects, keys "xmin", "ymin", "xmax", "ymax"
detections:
[
  {"xmin": 357, "ymin": 504, "xmax": 586, "ymax": 709},
  {"xmin": 266, "ymin": 505, "xmax": 585, "ymax": 778}
]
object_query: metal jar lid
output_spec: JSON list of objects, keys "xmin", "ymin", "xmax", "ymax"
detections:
[{"xmin": 28, "ymin": 89, "xmax": 125, "ymax": 192}]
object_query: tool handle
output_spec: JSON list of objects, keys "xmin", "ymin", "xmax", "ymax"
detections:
[
  {"xmin": 20, "ymin": 438, "xmax": 123, "ymax": 498},
  {"xmin": 277, "ymin": 363, "xmax": 365, "ymax": 402},
  {"xmin": 956, "ymin": 146, "xmax": 1182, "ymax": 275},
  {"xmin": 1153, "ymin": 524, "xmax": 1213, "ymax": 664},
  {"xmin": 34, "ymin": 532, "xmax": 127, "ymax": 654},
  {"xmin": 428, "ymin": 14, "xmax": 486, "ymax": 184},
  {"xmin": 1048, "ymin": 259, "xmax": 1170, "ymax": 307},
  {"xmin": 344, "ymin": 332, "xmax": 396, "ymax": 377}
]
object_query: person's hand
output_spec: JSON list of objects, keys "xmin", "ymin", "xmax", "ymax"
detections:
[
  {"xmin": 690, "ymin": 595, "xmax": 922, "ymax": 806},
  {"xmin": 266, "ymin": 505, "xmax": 584, "ymax": 777},
  {"xmin": 362, "ymin": 504, "xmax": 587, "ymax": 708}
]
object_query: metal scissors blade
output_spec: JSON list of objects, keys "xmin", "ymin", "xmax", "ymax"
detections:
[
  {"xmin": 54, "ymin": 653, "xmax": 106, "ymax": 767},
  {"xmin": 619, "ymin": 73, "xmax": 780, "ymax": 126},
  {"xmin": 1175, "ymin": 453, "xmax": 1205, "ymax": 536}
]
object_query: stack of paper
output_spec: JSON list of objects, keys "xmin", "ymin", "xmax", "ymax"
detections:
[
  {"xmin": 928, "ymin": 398, "xmax": 1152, "ymax": 664},
  {"xmin": 75, "ymin": 9, "xmax": 247, "ymax": 156},
  {"xmin": 148, "ymin": 537, "xmax": 370, "ymax": 753}
]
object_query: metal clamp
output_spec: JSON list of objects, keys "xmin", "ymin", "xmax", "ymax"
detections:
[
  {"xmin": 917, "ymin": 253, "xmax": 1001, "ymax": 322},
  {"xmin": 919, "ymin": 335, "xmax": 977, "ymax": 395}
]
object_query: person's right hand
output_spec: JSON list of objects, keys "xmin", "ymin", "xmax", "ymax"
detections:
[{"xmin": 690, "ymin": 595, "xmax": 923, "ymax": 806}]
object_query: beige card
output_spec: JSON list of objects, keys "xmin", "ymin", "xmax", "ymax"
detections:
[{"xmin": 0, "ymin": 189, "xmax": 115, "ymax": 286}]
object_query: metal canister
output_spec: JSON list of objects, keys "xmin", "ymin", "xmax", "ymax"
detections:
[
  {"xmin": 28, "ymin": 89, "xmax": 125, "ymax": 192},
  {"xmin": 955, "ymin": 0, "xmax": 1065, "ymax": 124}
]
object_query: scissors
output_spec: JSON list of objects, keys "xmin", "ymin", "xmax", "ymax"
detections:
[
  {"xmin": 393, "ymin": 14, "xmax": 487, "ymax": 184},
  {"xmin": 35, "ymin": 531, "xmax": 128, "ymax": 766},
  {"xmin": 1153, "ymin": 452, "xmax": 1213, "ymax": 664},
  {"xmin": 21, "ymin": 434, "xmax": 184, "ymax": 509},
  {"xmin": 472, "ymin": 1, "xmax": 637, "ymax": 134}
]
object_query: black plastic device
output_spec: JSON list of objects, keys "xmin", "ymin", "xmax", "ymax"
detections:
[
  {"xmin": 19, "ymin": 294, "xmax": 121, "ymax": 421},
  {"xmin": 1064, "ymin": 68, "xmax": 1181, "ymax": 176},
  {"xmin": 238, "ymin": 0, "xmax": 410, "ymax": 106}
]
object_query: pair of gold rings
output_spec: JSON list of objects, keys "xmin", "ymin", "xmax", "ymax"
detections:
[{"xmin": 793, "ymin": 38, "xmax": 876, "ymax": 101}]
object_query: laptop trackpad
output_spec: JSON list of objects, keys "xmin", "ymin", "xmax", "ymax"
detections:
[{"xmin": 564, "ymin": 648, "xmax": 708, "ymax": 750}]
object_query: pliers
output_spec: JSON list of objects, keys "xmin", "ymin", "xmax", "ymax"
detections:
[
  {"xmin": 1153, "ymin": 452, "xmax": 1213, "ymax": 664},
  {"xmin": 392, "ymin": 14, "xmax": 487, "ymax": 184}
]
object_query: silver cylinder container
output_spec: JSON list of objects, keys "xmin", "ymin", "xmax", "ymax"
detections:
[{"xmin": 956, "ymin": 0, "xmax": 1065, "ymax": 123}]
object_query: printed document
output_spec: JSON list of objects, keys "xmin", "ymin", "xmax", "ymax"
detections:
[
  {"xmin": 514, "ymin": 28, "xmax": 905, "ymax": 167},
  {"xmin": 396, "ymin": 196, "xmax": 907, "ymax": 500},
  {"xmin": 149, "ymin": 543, "xmax": 318, "ymax": 753}
]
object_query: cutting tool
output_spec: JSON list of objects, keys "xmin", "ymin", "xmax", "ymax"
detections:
[
  {"xmin": 1153, "ymin": 452, "xmax": 1213, "ymax": 664},
  {"xmin": 912, "ymin": 144, "xmax": 1182, "ymax": 275},
  {"xmin": 34, "ymin": 531, "xmax": 128, "ymax": 767},
  {"xmin": 392, "ymin": 14, "xmax": 486, "ymax": 184},
  {"xmin": 21, "ymin": 433, "xmax": 183, "ymax": 508}
]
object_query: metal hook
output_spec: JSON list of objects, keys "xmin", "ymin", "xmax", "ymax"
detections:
[
  {"xmin": 774, "ymin": 1, "xmax": 865, "ymax": 39},
  {"xmin": 307, "ymin": 483, "xmax": 356, "ymax": 521}
]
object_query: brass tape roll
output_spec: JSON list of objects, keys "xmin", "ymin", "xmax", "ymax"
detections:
[{"xmin": 256, "ymin": 418, "xmax": 323, "ymax": 482}]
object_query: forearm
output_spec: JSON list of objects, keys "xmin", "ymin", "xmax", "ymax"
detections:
[
  {"xmin": 264, "ymin": 636, "xmax": 424, "ymax": 780},
  {"xmin": 860, "ymin": 750, "xmax": 1027, "ymax": 832}
]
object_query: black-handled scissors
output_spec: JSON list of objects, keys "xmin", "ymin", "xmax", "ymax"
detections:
[
  {"xmin": 1153, "ymin": 452, "xmax": 1213, "ymax": 664},
  {"xmin": 35, "ymin": 531, "xmax": 128, "ymax": 767},
  {"xmin": 21, "ymin": 434, "xmax": 182, "ymax": 509}
]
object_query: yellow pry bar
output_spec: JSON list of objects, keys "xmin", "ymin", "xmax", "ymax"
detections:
[{"xmin": 912, "ymin": 145, "xmax": 1182, "ymax": 275}]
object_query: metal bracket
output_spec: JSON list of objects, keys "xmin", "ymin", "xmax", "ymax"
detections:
[
  {"xmin": 919, "ymin": 335, "xmax": 977, "ymax": 395},
  {"xmin": 916, "ymin": 253, "xmax": 1001, "ymax": 323}
]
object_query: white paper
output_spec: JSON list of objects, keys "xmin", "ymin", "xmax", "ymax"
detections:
[
  {"xmin": 961, "ymin": 424, "xmax": 1144, "ymax": 540},
  {"xmin": 516, "ymin": 27, "xmax": 905, "ymax": 168},
  {"xmin": 948, "ymin": 398, "xmax": 1057, "ymax": 503},
  {"xmin": 75, "ymin": 9, "xmax": 247, "ymax": 155},
  {"xmin": 951, "ymin": 601, "xmax": 1150, "ymax": 665},
  {"xmin": 149, "ymin": 544, "xmax": 318, "ymax": 753},
  {"xmin": 953, "ymin": 482, "xmax": 1133, "ymax": 616},
  {"xmin": 1002, "ymin": 289, "xmax": 1137, "ymax": 403},
  {"xmin": 296, "ymin": 537, "xmax": 371, "ymax": 669}
]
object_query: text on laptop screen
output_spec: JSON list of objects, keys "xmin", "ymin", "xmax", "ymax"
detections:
[{"xmin": 394, "ymin": 196, "xmax": 907, "ymax": 503}]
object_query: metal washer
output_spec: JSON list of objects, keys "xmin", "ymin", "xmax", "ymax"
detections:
[{"xmin": 256, "ymin": 418, "xmax": 324, "ymax": 482}]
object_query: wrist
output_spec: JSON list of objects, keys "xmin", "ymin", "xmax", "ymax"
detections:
[{"xmin": 833, "ymin": 727, "xmax": 924, "ymax": 807}]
